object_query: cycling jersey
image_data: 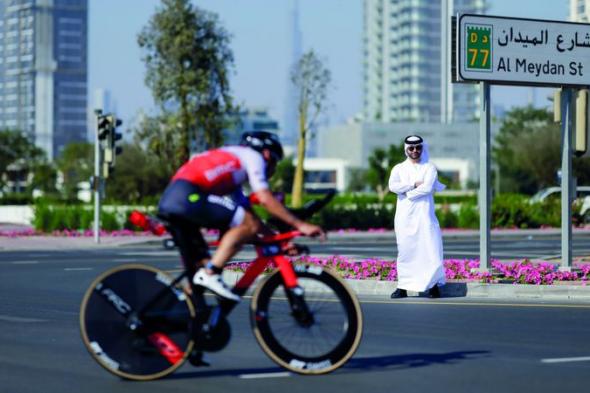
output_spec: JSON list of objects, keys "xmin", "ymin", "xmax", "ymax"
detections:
[{"xmin": 172, "ymin": 146, "xmax": 269, "ymax": 195}]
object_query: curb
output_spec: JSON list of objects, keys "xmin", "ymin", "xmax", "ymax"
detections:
[{"xmin": 221, "ymin": 271, "xmax": 590, "ymax": 302}]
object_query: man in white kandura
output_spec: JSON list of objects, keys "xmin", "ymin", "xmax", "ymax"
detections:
[{"xmin": 388, "ymin": 135, "xmax": 446, "ymax": 299}]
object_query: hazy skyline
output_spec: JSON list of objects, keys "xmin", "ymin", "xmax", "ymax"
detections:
[{"xmin": 89, "ymin": 0, "xmax": 568, "ymax": 133}]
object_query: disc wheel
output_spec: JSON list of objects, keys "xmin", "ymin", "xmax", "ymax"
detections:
[
  {"xmin": 250, "ymin": 265, "xmax": 363, "ymax": 374},
  {"xmin": 79, "ymin": 264, "xmax": 195, "ymax": 380}
]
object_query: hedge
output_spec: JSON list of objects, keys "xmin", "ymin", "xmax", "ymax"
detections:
[
  {"xmin": 32, "ymin": 203, "xmax": 154, "ymax": 232},
  {"xmin": 29, "ymin": 193, "xmax": 580, "ymax": 232}
]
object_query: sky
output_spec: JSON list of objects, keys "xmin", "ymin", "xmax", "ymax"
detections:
[{"xmin": 89, "ymin": 0, "xmax": 569, "ymax": 133}]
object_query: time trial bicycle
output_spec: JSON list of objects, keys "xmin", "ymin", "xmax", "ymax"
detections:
[{"xmin": 79, "ymin": 193, "xmax": 363, "ymax": 381}]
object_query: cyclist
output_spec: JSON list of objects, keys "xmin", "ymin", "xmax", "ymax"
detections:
[{"xmin": 158, "ymin": 131, "xmax": 325, "ymax": 302}]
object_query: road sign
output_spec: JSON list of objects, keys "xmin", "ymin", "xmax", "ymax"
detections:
[{"xmin": 456, "ymin": 14, "xmax": 590, "ymax": 87}]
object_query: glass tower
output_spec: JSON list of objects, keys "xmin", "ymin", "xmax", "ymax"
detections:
[
  {"xmin": 0, "ymin": 0, "xmax": 87, "ymax": 160},
  {"xmin": 363, "ymin": 0, "xmax": 486, "ymax": 123}
]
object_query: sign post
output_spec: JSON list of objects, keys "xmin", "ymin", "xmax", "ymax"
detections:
[
  {"xmin": 561, "ymin": 89, "xmax": 573, "ymax": 270},
  {"xmin": 454, "ymin": 14, "xmax": 590, "ymax": 271},
  {"xmin": 479, "ymin": 82, "xmax": 491, "ymax": 271}
]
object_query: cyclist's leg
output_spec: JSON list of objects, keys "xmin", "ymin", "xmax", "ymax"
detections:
[
  {"xmin": 208, "ymin": 209, "xmax": 260, "ymax": 270},
  {"xmin": 159, "ymin": 180, "xmax": 257, "ymax": 300},
  {"xmin": 158, "ymin": 180, "xmax": 212, "ymax": 276},
  {"xmin": 165, "ymin": 220, "xmax": 209, "ymax": 278},
  {"xmin": 192, "ymin": 202, "xmax": 261, "ymax": 301}
]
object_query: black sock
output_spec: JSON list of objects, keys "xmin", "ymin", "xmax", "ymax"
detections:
[{"xmin": 206, "ymin": 261, "xmax": 223, "ymax": 274}]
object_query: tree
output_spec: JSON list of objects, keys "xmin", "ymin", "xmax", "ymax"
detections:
[
  {"xmin": 270, "ymin": 157, "xmax": 295, "ymax": 193},
  {"xmin": 366, "ymin": 144, "xmax": 406, "ymax": 201},
  {"xmin": 138, "ymin": 0, "xmax": 235, "ymax": 165},
  {"xmin": 56, "ymin": 142, "xmax": 93, "ymax": 201},
  {"xmin": 30, "ymin": 163, "xmax": 58, "ymax": 195},
  {"xmin": 493, "ymin": 106, "xmax": 556, "ymax": 194},
  {"xmin": 346, "ymin": 168, "xmax": 369, "ymax": 192},
  {"xmin": 0, "ymin": 129, "xmax": 46, "ymax": 191},
  {"xmin": 134, "ymin": 113, "xmax": 185, "ymax": 176},
  {"xmin": 493, "ymin": 105, "xmax": 590, "ymax": 194},
  {"xmin": 106, "ymin": 143, "xmax": 170, "ymax": 203},
  {"xmin": 290, "ymin": 50, "xmax": 332, "ymax": 207}
]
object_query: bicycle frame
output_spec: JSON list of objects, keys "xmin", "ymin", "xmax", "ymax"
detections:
[{"xmin": 197, "ymin": 230, "xmax": 303, "ymax": 318}]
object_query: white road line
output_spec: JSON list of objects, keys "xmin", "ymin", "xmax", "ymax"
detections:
[
  {"xmin": 541, "ymin": 356, "xmax": 590, "ymax": 364},
  {"xmin": 239, "ymin": 372, "xmax": 291, "ymax": 379},
  {"xmin": 114, "ymin": 259, "xmax": 144, "ymax": 263},
  {"xmin": 118, "ymin": 252, "xmax": 176, "ymax": 257},
  {"xmin": 11, "ymin": 261, "xmax": 39, "ymax": 264},
  {"xmin": 0, "ymin": 314, "xmax": 47, "ymax": 323},
  {"xmin": 64, "ymin": 267, "xmax": 93, "ymax": 271}
]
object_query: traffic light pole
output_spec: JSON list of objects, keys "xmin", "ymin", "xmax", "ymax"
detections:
[{"xmin": 94, "ymin": 109, "xmax": 102, "ymax": 244}]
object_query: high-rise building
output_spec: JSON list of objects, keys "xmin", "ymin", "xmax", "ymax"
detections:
[
  {"xmin": 363, "ymin": 0, "xmax": 486, "ymax": 123},
  {"xmin": 570, "ymin": 0, "xmax": 590, "ymax": 21},
  {"xmin": 0, "ymin": 0, "xmax": 88, "ymax": 160}
]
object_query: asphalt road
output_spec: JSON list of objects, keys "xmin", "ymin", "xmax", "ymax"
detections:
[{"xmin": 0, "ymin": 248, "xmax": 589, "ymax": 392}]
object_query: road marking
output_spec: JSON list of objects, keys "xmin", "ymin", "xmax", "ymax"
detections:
[
  {"xmin": 541, "ymin": 356, "xmax": 590, "ymax": 364},
  {"xmin": 239, "ymin": 372, "xmax": 291, "ymax": 379},
  {"xmin": 64, "ymin": 267, "xmax": 93, "ymax": 271},
  {"xmin": 0, "ymin": 314, "xmax": 47, "ymax": 323},
  {"xmin": 373, "ymin": 300, "xmax": 590, "ymax": 308},
  {"xmin": 12, "ymin": 261, "xmax": 39, "ymax": 264},
  {"xmin": 114, "ymin": 259, "xmax": 144, "ymax": 263},
  {"xmin": 118, "ymin": 252, "xmax": 176, "ymax": 257}
]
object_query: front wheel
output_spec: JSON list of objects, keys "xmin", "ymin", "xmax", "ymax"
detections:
[{"xmin": 250, "ymin": 265, "xmax": 363, "ymax": 374}]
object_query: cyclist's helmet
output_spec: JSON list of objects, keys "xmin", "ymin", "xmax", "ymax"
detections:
[{"xmin": 240, "ymin": 131, "xmax": 284, "ymax": 161}]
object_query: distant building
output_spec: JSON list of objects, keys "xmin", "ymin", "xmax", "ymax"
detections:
[
  {"xmin": 0, "ymin": 0, "xmax": 88, "ymax": 160},
  {"xmin": 570, "ymin": 0, "xmax": 590, "ymax": 21},
  {"xmin": 318, "ymin": 121, "xmax": 500, "ymax": 188},
  {"xmin": 225, "ymin": 107, "xmax": 282, "ymax": 146},
  {"xmin": 363, "ymin": 0, "xmax": 486, "ymax": 124}
]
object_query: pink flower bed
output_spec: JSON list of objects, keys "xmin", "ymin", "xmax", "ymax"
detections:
[
  {"xmin": 0, "ymin": 228, "xmax": 221, "ymax": 238},
  {"xmin": 0, "ymin": 229, "xmax": 153, "ymax": 237},
  {"xmin": 226, "ymin": 256, "xmax": 590, "ymax": 286}
]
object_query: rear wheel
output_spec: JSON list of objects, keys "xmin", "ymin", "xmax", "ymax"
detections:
[
  {"xmin": 250, "ymin": 265, "xmax": 363, "ymax": 374},
  {"xmin": 79, "ymin": 264, "xmax": 195, "ymax": 380}
]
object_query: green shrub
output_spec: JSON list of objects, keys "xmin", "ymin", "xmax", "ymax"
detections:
[
  {"xmin": 436, "ymin": 206, "xmax": 458, "ymax": 228},
  {"xmin": 32, "ymin": 203, "xmax": 52, "ymax": 231},
  {"xmin": 457, "ymin": 203, "xmax": 479, "ymax": 229},
  {"xmin": 101, "ymin": 211, "xmax": 120, "ymax": 231},
  {"xmin": 0, "ymin": 193, "xmax": 33, "ymax": 205},
  {"xmin": 310, "ymin": 205, "xmax": 394, "ymax": 230},
  {"xmin": 32, "ymin": 203, "xmax": 120, "ymax": 232}
]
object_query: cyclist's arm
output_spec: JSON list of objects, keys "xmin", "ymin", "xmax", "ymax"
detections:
[
  {"xmin": 254, "ymin": 189, "xmax": 324, "ymax": 238},
  {"xmin": 254, "ymin": 189, "xmax": 304, "ymax": 228}
]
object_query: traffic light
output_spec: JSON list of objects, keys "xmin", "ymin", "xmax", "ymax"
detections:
[
  {"xmin": 96, "ymin": 113, "xmax": 123, "ymax": 178},
  {"xmin": 575, "ymin": 89, "xmax": 588, "ymax": 157},
  {"xmin": 97, "ymin": 114, "xmax": 111, "ymax": 141},
  {"xmin": 103, "ymin": 115, "xmax": 123, "ymax": 166}
]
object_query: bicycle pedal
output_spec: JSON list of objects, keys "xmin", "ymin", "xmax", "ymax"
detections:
[{"xmin": 188, "ymin": 351, "xmax": 211, "ymax": 367}]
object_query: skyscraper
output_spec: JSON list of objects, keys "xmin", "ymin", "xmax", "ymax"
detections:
[
  {"xmin": 0, "ymin": 0, "xmax": 88, "ymax": 160},
  {"xmin": 570, "ymin": 0, "xmax": 590, "ymax": 21},
  {"xmin": 363, "ymin": 0, "xmax": 486, "ymax": 123}
]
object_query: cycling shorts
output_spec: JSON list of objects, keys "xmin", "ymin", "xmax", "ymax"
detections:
[{"xmin": 158, "ymin": 179, "xmax": 246, "ymax": 229}]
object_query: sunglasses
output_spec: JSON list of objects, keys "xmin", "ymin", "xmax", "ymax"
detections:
[{"xmin": 407, "ymin": 145, "xmax": 423, "ymax": 152}]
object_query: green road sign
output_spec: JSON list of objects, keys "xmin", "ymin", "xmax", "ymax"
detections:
[{"xmin": 466, "ymin": 24, "xmax": 492, "ymax": 71}]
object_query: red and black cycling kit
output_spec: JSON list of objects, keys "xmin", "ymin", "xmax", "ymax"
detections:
[
  {"xmin": 157, "ymin": 146, "xmax": 271, "ymax": 268},
  {"xmin": 158, "ymin": 145, "xmax": 269, "ymax": 229}
]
